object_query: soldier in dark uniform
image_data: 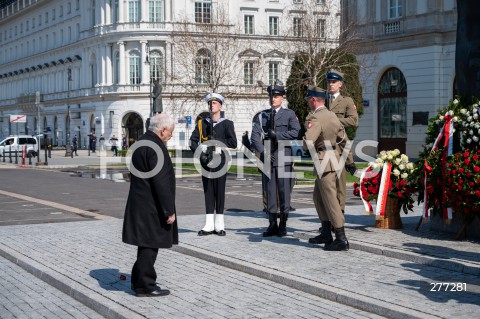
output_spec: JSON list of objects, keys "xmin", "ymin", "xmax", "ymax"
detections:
[
  {"xmin": 250, "ymin": 83, "xmax": 300, "ymax": 237},
  {"xmin": 190, "ymin": 93, "xmax": 237, "ymax": 236},
  {"xmin": 303, "ymin": 86, "xmax": 349, "ymax": 251},
  {"xmin": 326, "ymin": 69, "xmax": 359, "ymax": 214}
]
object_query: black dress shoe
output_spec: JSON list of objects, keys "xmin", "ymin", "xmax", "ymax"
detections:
[
  {"xmin": 136, "ymin": 288, "xmax": 170, "ymax": 297},
  {"xmin": 198, "ymin": 230, "xmax": 215, "ymax": 236},
  {"xmin": 215, "ymin": 230, "xmax": 226, "ymax": 236}
]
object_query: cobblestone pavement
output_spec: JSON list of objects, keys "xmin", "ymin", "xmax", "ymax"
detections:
[
  {"xmin": 0, "ymin": 257, "xmax": 103, "ymax": 319},
  {"xmin": 0, "ymin": 220, "xmax": 385, "ymax": 319},
  {"xmin": 0, "ymin": 205, "xmax": 479, "ymax": 319}
]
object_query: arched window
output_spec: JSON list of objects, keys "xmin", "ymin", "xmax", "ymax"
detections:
[
  {"xmin": 150, "ymin": 50, "xmax": 163, "ymax": 81},
  {"xmin": 129, "ymin": 50, "xmax": 141, "ymax": 84},
  {"xmin": 377, "ymin": 67, "xmax": 407, "ymax": 153},
  {"xmin": 195, "ymin": 49, "xmax": 211, "ymax": 84}
]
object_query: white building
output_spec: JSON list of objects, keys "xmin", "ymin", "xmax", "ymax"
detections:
[
  {"xmin": 343, "ymin": 0, "xmax": 457, "ymax": 159},
  {"xmin": 0, "ymin": 0, "xmax": 340, "ymax": 149}
]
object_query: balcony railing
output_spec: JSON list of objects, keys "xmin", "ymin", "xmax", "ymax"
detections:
[
  {"xmin": 384, "ymin": 21, "xmax": 401, "ymax": 34},
  {"xmin": 0, "ymin": 0, "xmax": 40, "ymax": 20}
]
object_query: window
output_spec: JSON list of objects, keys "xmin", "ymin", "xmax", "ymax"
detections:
[
  {"xmin": 52, "ymin": 8, "xmax": 56, "ymax": 20},
  {"xmin": 316, "ymin": 19, "xmax": 325, "ymax": 38},
  {"xmin": 317, "ymin": 0, "xmax": 325, "ymax": 4},
  {"xmin": 129, "ymin": 51, "xmax": 141, "ymax": 84},
  {"xmin": 195, "ymin": 0, "xmax": 211, "ymax": 23},
  {"xmin": 91, "ymin": 0, "xmax": 96, "ymax": 26},
  {"xmin": 244, "ymin": 62, "xmax": 254, "ymax": 85},
  {"xmin": 113, "ymin": 0, "xmax": 119, "ymax": 23},
  {"xmin": 195, "ymin": 49, "xmax": 211, "ymax": 84},
  {"xmin": 150, "ymin": 51, "xmax": 163, "ymax": 81},
  {"xmin": 269, "ymin": 16, "xmax": 279, "ymax": 35},
  {"xmin": 32, "ymin": 18, "xmax": 35, "ymax": 28},
  {"xmin": 60, "ymin": 6, "xmax": 63, "ymax": 17},
  {"xmin": 244, "ymin": 15, "xmax": 254, "ymax": 35},
  {"xmin": 293, "ymin": 17, "xmax": 302, "ymax": 37},
  {"xmin": 388, "ymin": 0, "xmax": 403, "ymax": 19},
  {"xmin": 76, "ymin": 0, "xmax": 80, "ymax": 11},
  {"xmin": 268, "ymin": 62, "xmax": 279, "ymax": 84},
  {"xmin": 114, "ymin": 52, "xmax": 120, "ymax": 84},
  {"xmin": 26, "ymin": 20, "xmax": 30, "ymax": 31},
  {"xmin": 67, "ymin": 2, "xmax": 71, "ymax": 14},
  {"xmin": 149, "ymin": 0, "xmax": 164, "ymax": 22},
  {"xmin": 293, "ymin": 0, "xmax": 303, "ymax": 3},
  {"xmin": 128, "ymin": 0, "xmax": 140, "ymax": 22},
  {"xmin": 45, "ymin": 12, "xmax": 49, "ymax": 23}
]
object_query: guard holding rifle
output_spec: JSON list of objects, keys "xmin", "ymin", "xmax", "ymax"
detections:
[
  {"xmin": 251, "ymin": 82, "xmax": 300, "ymax": 237},
  {"xmin": 190, "ymin": 93, "xmax": 237, "ymax": 236}
]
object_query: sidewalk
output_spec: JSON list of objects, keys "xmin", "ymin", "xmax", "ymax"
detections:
[{"xmin": 1, "ymin": 203, "xmax": 479, "ymax": 319}]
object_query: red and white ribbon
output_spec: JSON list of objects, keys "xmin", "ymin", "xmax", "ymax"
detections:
[
  {"xmin": 359, "ymin": 168, "xmax": 373, "ymax": 214},
  {"xmin": 422, "ymin": 114, "xmax": 454, "ymax": 221},
  {"xmin": 375, "ymin": 162, "xmax": 392, "ymax": 219}
]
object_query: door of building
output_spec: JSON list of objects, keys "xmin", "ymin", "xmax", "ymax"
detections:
[{"xmin": 377, "ymin": 68, "xmax": 407, "ymax": 154}]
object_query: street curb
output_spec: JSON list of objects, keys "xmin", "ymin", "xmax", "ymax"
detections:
[
  {"xmin": 0, "ymin": 189, "xmax": 116, "ymax": 221},
  {"xmin": 293, "ymin": 231, "xmax": 480, "ymax": 276},
  {"xmin": 172, "ymin": 243, "xmax": 438, "ymax": 319},
  {"xmin": 0, "ymin": 245, "xmax": 144, "ymax": 319}
]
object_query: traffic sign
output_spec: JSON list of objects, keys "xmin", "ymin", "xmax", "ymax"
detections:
[{"xmin": 10, "ymin": 115, "xmax": 27, "ymax": 123}]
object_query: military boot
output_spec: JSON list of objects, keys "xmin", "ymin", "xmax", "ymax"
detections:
[
  {"xmin": 309, "ymin": 221, "xmax": 333, "ymax": 245},
  {"xmin": 324, "ymin": 227, "xmax": 349, "ymax": 251},
  {"xmin": 277, "ymin": 213, "xmax": 288, "ymax": 237},
  {"xmin": 263, "ymin": 213, "xmax": 278, "ymax": 237}
]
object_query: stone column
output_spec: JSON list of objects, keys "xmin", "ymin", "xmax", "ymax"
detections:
[
  {"xmin": 106, "ymin": 44, "xmax": 113, "ymax": 85},
  {"xmin": 118, "ymin": 0, "xmax": 124, "ymax": 23}
]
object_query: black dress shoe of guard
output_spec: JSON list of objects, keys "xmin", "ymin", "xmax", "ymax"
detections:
[
  {"xmin": 216, "ymin": 230, "xmax": 226, "ymax": 236},
  {"xmin": 198, "ymin": 230, "xmax": 215, "ymax": 236},
  {"xmin": 136, "ymin": 288, "xmax": 170, "ymax": 297}
]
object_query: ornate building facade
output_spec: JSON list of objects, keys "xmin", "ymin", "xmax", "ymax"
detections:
[
  {"xmin": 0, "ymin": 0, "xmax": 340, "ymax": 149},
  {"xmin": 343, "ymin": 0, "xmax": 457, "ymax": 158}
]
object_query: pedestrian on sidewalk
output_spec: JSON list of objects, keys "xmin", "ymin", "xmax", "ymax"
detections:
[
  {"xmin": 122, "ymin": 113, "xmax": 178, "ymax": 297},
  {"xmin": 251, "ymin": 82, "xmax": 300, "ymax": 237},
  {"xmin": 99, "ymin": 134, "xmax": 105, "ymax": 151},
  {"xmin": 122, "ymin": 134, "xmax": 128, "ymax": 150},
  {"xmin": 109, "ymin": 135, "xmax": 118, "ymax": 156},
  {"xmin": 72, "ymin": 135, "xmax": 78, "ymax": 156},
  {"xmin": 303, "ymin": 86, "xmax": 349, "ymax": 251},
  {"xmin": 189, "ymin": 93, "xmax": 237, "ymax": 236}
]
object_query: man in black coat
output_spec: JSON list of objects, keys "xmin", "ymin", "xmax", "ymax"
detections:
[
  {"xmin": 190, "ymin": 93, "xmax": 237, "ymax": 236},
  {"xmin": 122, "ymin": 113, "xmax": 178, "ymax": 297}
]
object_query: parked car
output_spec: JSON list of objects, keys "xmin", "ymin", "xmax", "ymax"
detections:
[
  {"xmin": 0, "ymin": 135, "xmax": 39, "ymax": 157},
  {"xmin": 290, "ymin": 140, "xmax": 309, "ymax": 158}
]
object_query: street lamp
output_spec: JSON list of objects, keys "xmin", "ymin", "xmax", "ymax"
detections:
[
  {"xmin": 65, "ymin": 68, "xmax": 72, "ymax": 157},
  {"xmin": 144, "ymin": 43, "xmax": 153, "ymax": 131}
]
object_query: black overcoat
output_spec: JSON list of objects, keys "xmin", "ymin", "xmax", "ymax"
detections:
[{"xmin": 122, "ymin": 130, "xmax": 178, "ymax": 248}]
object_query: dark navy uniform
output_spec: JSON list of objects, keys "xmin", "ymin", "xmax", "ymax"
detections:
[{"xmin": 251, "ymin": 84, "xmax": 300, "ymax": 237}]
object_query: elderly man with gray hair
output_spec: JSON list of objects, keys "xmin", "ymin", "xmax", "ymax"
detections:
[{"xmin": 122, "ymin": 113, "xmax": 178, "ymax": 297}]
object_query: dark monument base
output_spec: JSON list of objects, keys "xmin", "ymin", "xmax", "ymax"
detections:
[{"xmin": 430, "ymin": 214, "xmax": 480, "ymax": 239}]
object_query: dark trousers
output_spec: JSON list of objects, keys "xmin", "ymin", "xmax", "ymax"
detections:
[
  {"xmin": 131, "ymin": 246, "xmax": 159, "ymax": 293},
  {"xmin": 265, "ymin": 166, "xmax": 291, "ymax": 215},
  {"xmin": 201, "ymin": 174, "xmax": 227, "ymax": 214}
]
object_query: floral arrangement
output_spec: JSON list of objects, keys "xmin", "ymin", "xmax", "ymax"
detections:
[
  {"xmin": 446, "ymin": 149, "xmax": 480, "ymax": 224},
  {"xmin": 411, "ymin": 96, "xmax": 480, "ymax": 224},
  {"xmin": 353, "ymin": 149, "xmax": 417, "ymax": 214}
]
